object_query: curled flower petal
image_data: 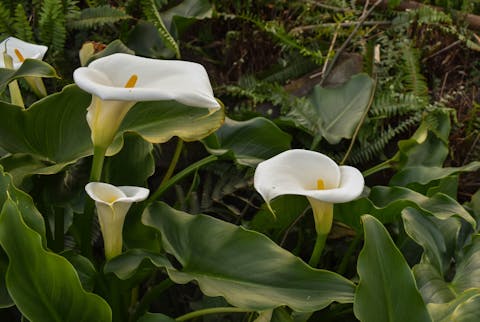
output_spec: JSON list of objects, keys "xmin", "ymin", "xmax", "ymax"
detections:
[
  {"xmin": 254, "ymin": 149, "xmax": 364, "ymax": 204},
  {"xmin": 73, "ymin": 53, "xmax": 221, "ymax": 109},
  {"xmin": 0, "ymin": 37, "xmax": 48, "ymax": 69},
  {"xmin": 85, "ymin": 182, "xmax": 149, "ymax": 259}
]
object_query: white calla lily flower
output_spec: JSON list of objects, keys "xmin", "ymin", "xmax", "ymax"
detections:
[
  {"xmin": 0, "ymin": 36, "xmax": 48, "ymax": 69},
  {"xmin": 85, "ymin": 182, "xmax": 149, "ymax": 259},
  {"xmin": 73, "ymin": 53, "xmax": 221, "ymax": 149},
  {"xmin": 254, "ymin": 149, "xmax": 364, "ymax": 266}
]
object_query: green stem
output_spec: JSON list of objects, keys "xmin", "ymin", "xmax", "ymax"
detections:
[
  {"xmin": 309, "ymin": 233, "xmax": 328, "ymax": 268},
  {"xmin": 160, "ymin": 138, "xmax": 184, "ymax": 187},
  {"xmin": 54, "ymin": 206, "xmax": 64, "ymax": 252},
  {"xmin": 336, "ymin": 234, "xmax": 362, "ymax": 275},
  {"xmin": 8, "ymin": 80, "xmax": 24, "ymax": 107},
  {"xmin": 81, "ymin": 145, "xmax": 107, "ymax": 258},
  {"xmin": 132, "ymin": 278, "xmax": 175, "ymax": 321},
  {"xmin": 176, "ymin": 307, "xmax": 253, "ymax": 322},
  {"xmin": 362, "ymin": 158, "xmax": 395, "ymax": 177},
  {"xmin": 147, "ymin": 154, "xmax": 218, "ymax": 203}
]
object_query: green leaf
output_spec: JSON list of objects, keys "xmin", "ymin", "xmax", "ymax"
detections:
[
  {"xmin": 118, "ymin": 99, "xmax": 224, "ymax": 145},
  {"xmin": 293, "ymin": 73, "xmax": 374, "ymax": 144},
  {"xmin": 335, "ymin": 186, "xmax": 476, "ymax": 232},
  {"xmin": 104, "ymin": 249, "xmax": 171, "ymax": 280},
  {"xmin": 69, "ymin": 5, "xmax": 131, "ymax": 29},
  {"xmin": 138, "ymin": 312, "xmax": 176, "ymax": 322},
  {"xmin": 428, "ymin": 289, "xmax": 480, "ymax": 322},
  {"xmin": 402, "ymin": 208, "xmax": 456, "ymax": 275},
  {"xmin": 354, "ymin": 215, "xmax": 432, "ymax": 322},
  {"xmin": 203, "ymin": 117, "xmax": 291, "ymax": 166},
  {"xmin": 0, "ymin": 249, "xmax": 12, "ymax": 308},
  {"xmin": 0, "ymin": 85, "xmax": 92, "ymax": 165},
  {"xmin": 104, "ymin": 133, "xmax": 155, "ymax": 186},
  {"xmin": 0, "ymin": 198, "xmax": 112, "ymax": 322},
  {"xmin": 390, "ymin": 162, "xmax": 480, "ymax": 187},
  {"xmin": 0, "ymin": 59, "xmax": 59, "ymax": 94},
  {"xmin": 142, "ymin": 202, "xmax": 355, "ymax": 312}
]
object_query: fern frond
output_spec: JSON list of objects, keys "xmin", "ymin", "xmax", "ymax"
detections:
[
  {"xmin": 415, "ymin": 6, "xmax": 453, "ymax": 25},
  {"xmin": 13, "ymin": 4, "xmax": 34, "ymax": 42},
  {"xmin": 346, "ymin": 114, "xmax": 422, "ymax": 164},
  {"xmin": 399, "ymin": 44, "xmax": 429, "ymax": 98},
  {"xmin": 39, "ymin": 0, "xmax": 66, "ymax": 52},
  {"xmin": 68, "ymin": 5, "xmax": 131, "ymax": 29},
  {"xmin": 0, "ymin": 2, "xmax": 13, "ymax": 35},
  {"xmin": 370, "ymin": 92, "xmax": 422, "ymax": 118},
  {"xmin": 141, "ymin": 0, "xmax": 180, "ymax": 59}
]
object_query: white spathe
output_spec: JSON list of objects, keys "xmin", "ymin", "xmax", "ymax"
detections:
[
  {"xmin": 73, "ymin": 53, "xmax": 221, "ymax": 148},
  {"xmin": 0, "ymin": 36, "xmax": 48, "ymax": 69},
  {"xmin": 85, "ymin": 182, "xmax": 149, "ymax": 259},
  {"xmin": 254, "ymin": 149, "xmax": 364, "ymax": 234},
  {"xmin": 254, "ymin": 149, "xmax": 364, "ymax": 204}
]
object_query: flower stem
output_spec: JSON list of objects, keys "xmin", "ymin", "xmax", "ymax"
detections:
[
  {"xmin": 362, "ymin": 158, "xmax": 394, "ymax": 177},
  {"xmin": 175, "ymin": 307, "xmax": 253, "ymax": 322},
  {"xmin": 160, "ymin": 138, "xmax": 184, "ymax": 187},
  {"xmin": 147, "ymin": 154, "xmax": 218, "ymax": 203},
  {"xmin": 132, "ymin": 278, "xmax": 175, "ymax": 321},
  {"xmin": 81, "ymin": 145, "xmax": 107, "ymax": 258},
  {"xmin": 8, "ymin": 80, "xmax": 24, "ymax": 107},
  {"xmin": 309, "ymin": 233, "xmax": 328, "ymax": 268},
  {"xmin": 307, "ymin": 199, "xmax": 333, "ymax": 268}
]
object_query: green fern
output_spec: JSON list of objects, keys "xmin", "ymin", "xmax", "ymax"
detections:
[
  {"xmin": 39, "ymin": 0, "xmax": 66, "ymax": 52},
  {"xmin": 141, "ymin": 0, "xmax": 180, "ymax": 59},
  {"xmin": 13, "ymin": 3, "xmax": 34, "ymax": 42},
  {"xmin": 0, "ymin": 2, "xmax": 13, "ymax": 35},
  {"xmin": 68, "ymin": 5, "xmax": 131, "ymax": 29},
  {"xmin": 399, "ymin": 43, "xmax": 429, "ymax": 98}
]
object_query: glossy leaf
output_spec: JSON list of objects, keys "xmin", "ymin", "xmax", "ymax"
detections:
[
  {"xmin": 0, "ymin": 85, "xmax": 92, "ymax": 164},
  {"xmin": 104, "ymin": 133, "xmax": 155, "ymax": 186},
  {"xmin": 291, "ymin": 73, "xmax": 374, "ymax": 144},
  {"xmin": 402, "ymin": 208, "xmax": 452, "ymax": 274},
  {"xmin": 335, "ymin": 186, "xmax": 476, "ymax": 232},
  {"xmin": 354, "ymin": 215, "xmax": 432, "ymax": 322},
  {"xmin": 0, "ymin": 58, "xmax": 59, "ymax": 93},
  {"xmin": 390, "ymin": 162, "xmax": 480, "ymax": 187},
  {"xmin": 203, "ymin": 117, "xmax": 291, "ymax": 166},
  {"xmin": 116, "ymin": 99, "xmax": 224, "ymax": 144},
  {"xmin": 104, "ymin": 249, "xmax": 171, "ymax": 280},
  {"xmin": 0, "ymin": 84, "xmax": 224, "ymax": 174},
  {"xmin": 142, "ymin": 202, "xmax": 356, "ymax": 312},
  {"xmin": 138, "ymin": 312, "xmax": 176, "ymax": 322},
  {"xmin": 0, "ymin": 198, "xmax": 111, "ymax": 322},
  {"xmin": 428, "ymin": 289, "xmax": 480, "ymax": 322}
]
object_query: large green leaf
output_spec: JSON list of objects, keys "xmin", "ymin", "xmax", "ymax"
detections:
[
  {"xmin": 288, "ymin": 73, "xmax": 374, "ymax": 144},
  {"xmin": 0, "ymin": 198, "xmax": 111, "ymax": 322},
  {"xmin": 0, "ymin": 59, "xmax": 59, "ymax": 93},
  {"xmin": 354, "ymin": 215, "xmax": 432, "ymax": 322},
  {"xmin": 0, "ymin": 84, "xmax": 224, "ymax": 176},
  {"xmin": 104, "ymin": 249, "xmax": 171, "ymax": 280},
  {"xmin": 138, "ymin": 312, "xmax": 176, "ymax": 322},
  {"xmin": 428, "ymin": 289, "xmax": 480, "ymax": 322},
  {"xmin": 104, "ymin": 133, "xmax": 155, "ymax": 186},
  {"xmin": 203, "ymin": 117, "xmax": 291, "ymax": 166},
  {"xmin": 402, "ymin": 208, "xmax": 457, "ymax": 275},
  {"xmin": 390, "ymin": 162, "xmax": 480, "ymax": 187},
  {"xmin": 0, "ymin": 85, "xmax": 92, "ymax": 164},
  {"xmin": 142, "ymin": 202, "xmax": 355, "ymax": 312},
  {"xmin": 335, "ymin": 186, "xmax": 476, "ymax": 232}
]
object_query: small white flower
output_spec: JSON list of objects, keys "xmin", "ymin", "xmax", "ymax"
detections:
[
  {"xmin": 85, "ymin": 182, "xmax": 149, "ymax": 259},
  {"xmin": 0, "ymin": 36, "xmax": 48, "ymax": 69},
  {"xmin": 254, "ymin": 149, "xmax": 364, "ymax": 235},
  {"xmin": 73, "ymin": 53, "xmax": 221, "ymax": 149}
]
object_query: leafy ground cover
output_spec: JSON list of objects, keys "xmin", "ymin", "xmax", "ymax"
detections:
[{"xmin": 1, "ymin": 0, "xmax": 480, "ymax": 321}]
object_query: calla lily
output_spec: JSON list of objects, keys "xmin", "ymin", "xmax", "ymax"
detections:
[
  {"xmin": 0, "ymin": 36, "xmax": 49, "ymax": 99},
  {"xmin": 0, "ymin": 36, "xmax": 48, "ymax": 69},
  {"xmin": 85, "ymin": 182, "xmax": 149, "ymax": 259},
  {"xmin": 254, "ymin": 149, "xmax": 364, "ymax": 266},
  {"xmin": 73, "ymin": 53, "xmax": 221, "ymax": 150}
]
